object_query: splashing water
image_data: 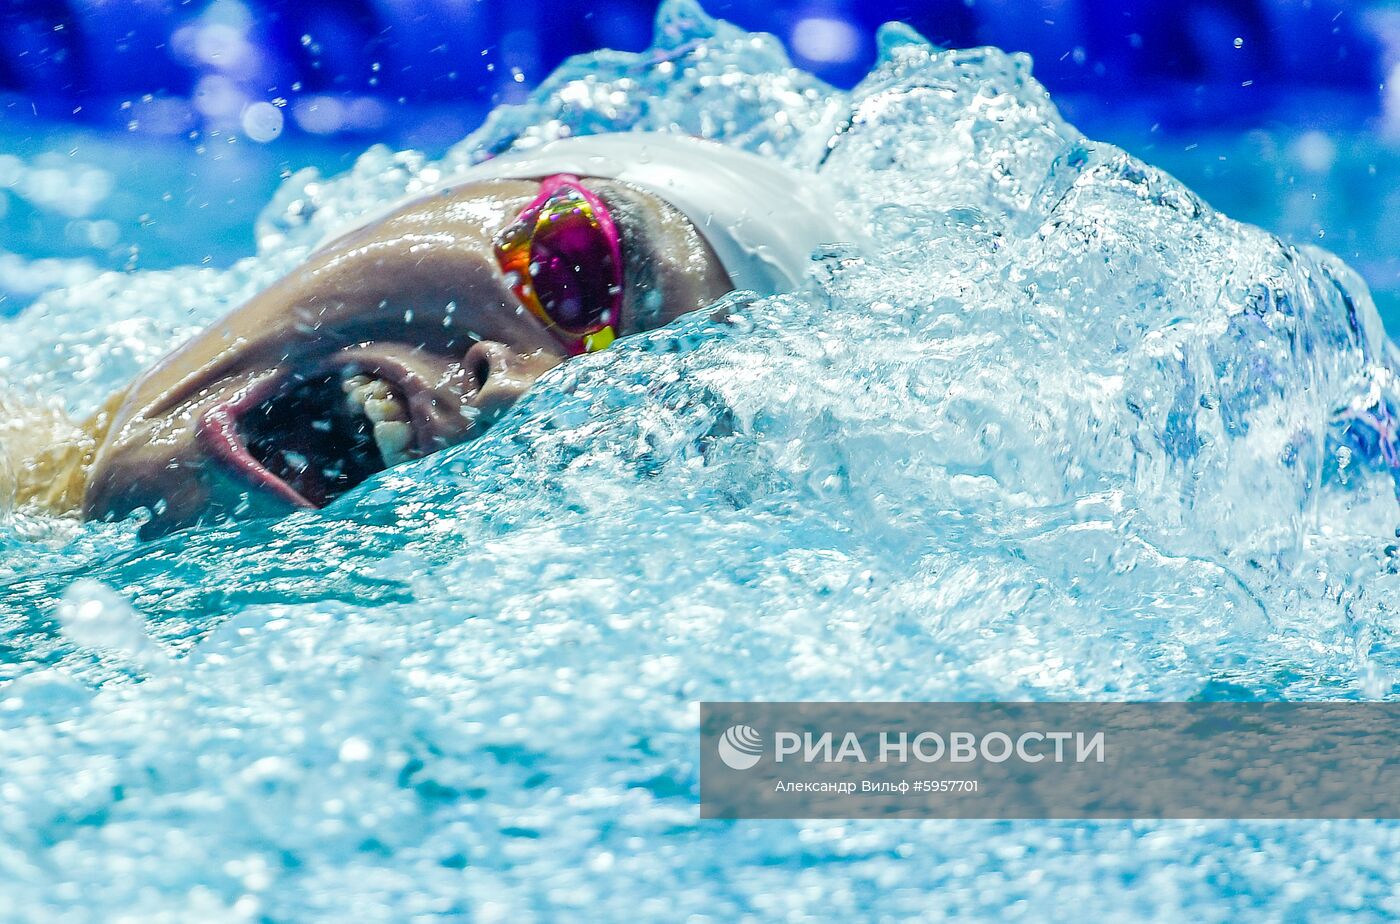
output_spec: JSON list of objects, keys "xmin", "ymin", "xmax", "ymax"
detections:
[{"xmin": 2, "ymin": 2, "xmax": 1400, "ymax": 918}]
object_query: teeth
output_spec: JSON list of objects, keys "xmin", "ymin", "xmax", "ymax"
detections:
[
  {"xmin": 372, "ymin": 421, "xmax": 414, "ymax": 466},
  {"xmin": 363, "ymin": 393, "xmax": 406, "ymax": 424},
  {"xmin": 342, "ymin": 373, "xmax": 415, "ymax": 466}
]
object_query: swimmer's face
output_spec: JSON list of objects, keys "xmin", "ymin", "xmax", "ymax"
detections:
[{"xmin": 83, "ymin": 177, "xmax": 732, "ymax": 533}]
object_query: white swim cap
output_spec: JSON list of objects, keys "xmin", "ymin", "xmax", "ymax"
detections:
[{"xmin": 448, "ymin": 133, "xmax": 853, "ymax": 295}]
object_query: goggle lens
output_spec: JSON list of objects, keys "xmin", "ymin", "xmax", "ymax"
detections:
[{"xmin": 496, "ymin": 175, "xmax": 623, "ymax": 354}]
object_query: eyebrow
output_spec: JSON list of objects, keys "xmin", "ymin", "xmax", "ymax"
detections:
[{"xmin": 597, "ymin": 184, "xmax": 662, "ymax": 332}]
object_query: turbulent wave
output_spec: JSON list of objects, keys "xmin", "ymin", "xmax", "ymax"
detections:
[{"xmin": 0, "ymin": 1, "xmax": 1398, "ymax": 918}]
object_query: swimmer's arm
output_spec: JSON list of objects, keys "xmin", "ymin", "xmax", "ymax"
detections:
[{"xmin": 0, "ymin": 389, "xmax": 119, "ymax": 515}]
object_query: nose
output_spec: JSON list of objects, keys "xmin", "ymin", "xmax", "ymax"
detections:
[{"xmin": 464, "ymin": 340, "xmax": 563, "ymax": 425}]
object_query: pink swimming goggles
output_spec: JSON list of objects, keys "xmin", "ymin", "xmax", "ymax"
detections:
[{"xmin": 494, "ymin": 174, "xmax": 623, "ymax": 355}]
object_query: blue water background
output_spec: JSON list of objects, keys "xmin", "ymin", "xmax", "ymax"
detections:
[{"xmin": 2, "ymin": 2, "xmax": 1400, "ymax": 919}]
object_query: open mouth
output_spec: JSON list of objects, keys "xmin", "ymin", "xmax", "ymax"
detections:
[{"xmin": 198, "ymin": 363, "xmax": 426, "ymax": 509}]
